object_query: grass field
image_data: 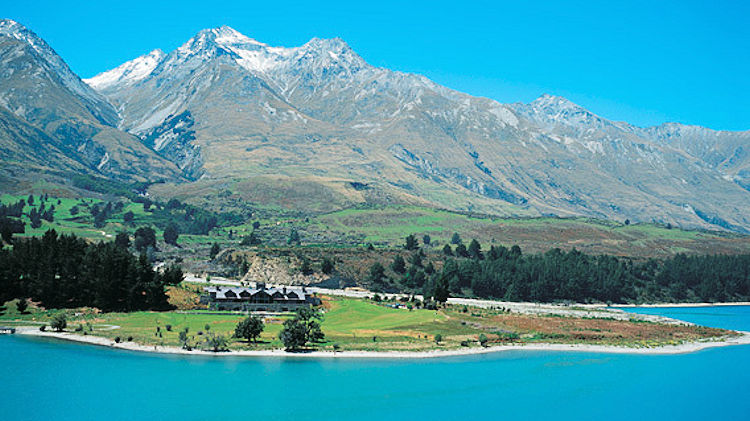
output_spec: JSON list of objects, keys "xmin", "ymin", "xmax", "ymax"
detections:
[
  {"xmin": 0, "ymin": 296, "xmax": 732, "ymax": 352},
  {"xmin": 4, "ymin": 194, "xmax": 750, "ymax": 260}
]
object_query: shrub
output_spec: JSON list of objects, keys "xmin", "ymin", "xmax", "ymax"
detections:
[
  {"xmin": 39, "ymin": 325, "xmax": 46, "ymax": 332},
  {"xmin": 204, "ymin": 333, "xmax": 229, "ymax": 352},
  {"xmin": 321, "ymin": 257, "xmax": 334, "ymax": 274},
  {"xmin": 479, "ymin": 333, "xmax": 488, "ymax": 347},
  {"xmin": 74, "ymin": 325, "xmax": 83, "ymax": 332},
  {"xmin": 50, "ymin": 314, "xmax": 67, "ymax": 332},
  {"xmin": 16, "ymin": 299, "xmax": 28, "ymax": 314},
  {"xmin": 497, "ymin": 332, "xmax": 520, "ymax": 341},
  {"xmin": 115, "ymin": 336, "xmax": 121, "ymax": 343},
  {"xmin": 165, "ymin": 324, "xmax": 172, "ymax": 332},
  {"xmin": 434, "ymin": 334, "xmax": 442, "ymax": 344},
  {"xmin": 127, "ymin": 336, "xmax": 133, "ymax": 342},
  {"xmin": 460, "ymin": 340, "xmax": 469, "ymax": 347}
]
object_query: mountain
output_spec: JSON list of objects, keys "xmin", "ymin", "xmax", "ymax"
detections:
[
  {"xmin": 0, "ymin": 19, "xmax": 182, "ymax": 186},
  {"xmin": 4, "ymin": 23, "xmax": 748, "ymax": 232}
]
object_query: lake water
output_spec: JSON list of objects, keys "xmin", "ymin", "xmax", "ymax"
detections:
[{"xmin": 2, "ymin": 306, "xmax": 750, "ymax": 421}]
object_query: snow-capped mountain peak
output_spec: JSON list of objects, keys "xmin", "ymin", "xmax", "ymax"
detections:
[
  {"xmin": 513, "ymin": 93, "xmax": 619, "ymax": 133},
  {"xmin": 84, "ymin": 49, "xmax": 165, "ymax": 91},
  {"xmin": 209, "ymin": 25, "xmax": 265, "ymax": 47},
  {"xmin": 178, "ymin": 25, "xmax": 268, "ymax": 55}
]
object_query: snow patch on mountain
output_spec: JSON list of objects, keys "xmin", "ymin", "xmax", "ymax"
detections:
[{"xmin": 85, "ymin": 49, "xmax": 165, "ymax": 90}]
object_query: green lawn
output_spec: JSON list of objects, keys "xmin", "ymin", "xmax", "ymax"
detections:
[{"xmin": 0, "ymin": 296, "xmax": 732, "ymax": 352}]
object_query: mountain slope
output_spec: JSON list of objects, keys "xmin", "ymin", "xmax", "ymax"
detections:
[
  {"xmin": 75, "ymin": 25, "xmax": 750, "ymax": 232},
  {"xmin": 0, "ymin": 19, "xmax": 183, "ymax": 186}
]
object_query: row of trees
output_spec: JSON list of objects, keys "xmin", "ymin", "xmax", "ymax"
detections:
[
  {"xmin": 427, "ymin": 244, "xmax": 750, "ymax": 303},
  {"xmin": 0, "ymin": 230, "xmax": 183, "ymax": 311},
  {"xmin": 364, "ymin": 236, "xmax": 750, "ymax": 304}
]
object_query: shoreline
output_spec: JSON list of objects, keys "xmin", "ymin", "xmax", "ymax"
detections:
[
  {"xmin": 607, "ymin": 302, "xmax": 750, "ymax": 308},
  {"xmin": 13, "ymin": 328, "xmax": 750, "ymax": 359}
]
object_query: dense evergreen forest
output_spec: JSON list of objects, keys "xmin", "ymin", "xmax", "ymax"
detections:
[
  {"xmin": 0, "ymin": 230, "xmax": 183, "ymax": 311},
  {"xmin": 418, "ymin": 243, "xmax": 750, "ymax": 303}
]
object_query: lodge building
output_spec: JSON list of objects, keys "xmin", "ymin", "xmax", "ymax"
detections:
[{"xmin": 200, "ymin": 282, "xmax": 318, "ymax": 311}]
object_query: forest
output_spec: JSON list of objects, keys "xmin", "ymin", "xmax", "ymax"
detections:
[
  {"xmin": 0, "ymin": 230, "xmax": 183, "ymax": 311},
  {"xmin": 417, "ymin": 242, "xmax": 750, "ymax": 303}
]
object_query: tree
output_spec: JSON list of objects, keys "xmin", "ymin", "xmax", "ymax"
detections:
[
  {"xmin": 166, "ymin": 198, "xmax": 182, "ymax": 210},
  {"xmin": 160, "ymin": 265, "xmax": 184, "ymax": 286},
  {"xmin": 27, "ymin": 194, "xmax": 34, "ymax": 206},
  {"xmin": 300, "ymin": 257, "xmax": 313, "ymax": 275},
  {"xmin": 29, "ymin": 208, "xmax": 42, "ymax": 229},
  {"xmin": 209, "ymin": 243, "xmax": 221, "ymax": 260},
  {"xmin": 279, "ymin": 307, "xmax": 325, "ymax": 351},
  {"xmin": 0, "ymin": 217, "xmax": 23, "ymax": 243},
  {"xmin": 624, "ymin": 219, "xmax": 631, "ymax": 226},
  {"xmin": 70, "ymin": 206, "xmax": 79, "ymax": 216},
  {"xmin": 94, "ymin": 211, "xmax": 107, "ymax": 228},
  {"xmin": 252, "ymin": 221, "xmax": 260, "ymax": 230},
  {"xmin": 366, "ymin": 262, "xmax": 386, "ymax": 288},
  {"xmin": 408, "ymin": 252, "xmax": 423, "ymax": 268},
  {"xmin": 51, "ymin": 314, "xmax": 67, "ymax": 332},
  {"xmin": 391, "ymin": 255, "xmax": 406, "ymax": 274},
  {"xmin": 123, "ymin": 211, "xmax": 134, "ymax": 223},
  {"xmin": 279, "ymin": 318, "xmax": 308, "ymax": 351},
  {"xmin": 455, "ymin": 243, "xmax": 469, "ymax": 258},
  {"xmin": 16, "ymin": 298, "xmax": 28, "ymax": 314},
  {"xmin": 287, "ymin": 228, "xmax": 301, "ymax": 245},
  {"xmin": 163, "ymin": 223, "xmax": 179, "ymax": 246},
  {"xmin": 479, "ymin": 333, "xmax": 488, "ymax": 347},
  {"xmin": 114, "ymin": 232, "xmax": 130, "ymax": 249},
  {"xmin": 468, "ymin": 239, "xmax": 483, "ymax": 260},
  {"xmin": 433, "ymin": 275, "xmax": 450, "ymax": 303},
  {"xmin": 424, "ymin": 261, "xmax": 435, "ymax": 275},
  {"xmin": 451, "ymin": 232, "xmax": 462, "ymax": 245},
  {"xmin": 404, "ymin": 234, "xmax": 419, "ymax": 250},
  {"xmin": 434, "ymin": 334, "xmax": 442, "ymax": 344},
  {"xmin": 443, "ymin": 244, "xmax": 454, "ymax": 256},
  {"xmin": 422, "ymin": 234, "xmax": 431, "ymax": 246},
  {"xmin": 235, "ymin": 315, "xmax": 264, "ymax": 343},
  {"xmin": 321, "ymin": 257, "xmax": 334, "ymax": 274},
  {"xmin": 134, "ymin": 227, "xmax": 157, "ymax": 252},
  {"xmin": 241, "ymin": 232, "xmax": 261, "ymax": 246},
  {"xmin": 298, "ymin": 308, "xmax": 324, "ymax": 341}
]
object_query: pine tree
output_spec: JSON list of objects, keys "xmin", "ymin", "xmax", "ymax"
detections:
[
  {"xmin": 391, "ymin": 255, "xmax": 406, "ymax": 274},
  {"xmin": 163, "ymin": 223, "xmax": 179, "ymax": 246},
  {"xmin": 209, "ymin": 243, "xmax": 221, "ymax": 260}
]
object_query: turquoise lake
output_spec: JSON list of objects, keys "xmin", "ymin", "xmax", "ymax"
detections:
[{"xmin": 2, "ymin": 306, "xmax": 750, "ymax": 421}]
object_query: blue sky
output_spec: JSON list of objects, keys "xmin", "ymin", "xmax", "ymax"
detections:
[{"xmin": 6, "ymin": 0, "xmax": 749, "ymax": 130}]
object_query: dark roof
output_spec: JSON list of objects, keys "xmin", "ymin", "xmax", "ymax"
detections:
[{"xmin": 204, "ymin": 286, "xmax": 307, "ymax": 301}]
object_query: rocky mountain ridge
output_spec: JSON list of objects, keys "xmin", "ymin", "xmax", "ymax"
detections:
[
  {"xmin": 3, "ymin": 21, "xmax": 749, "ymax": 232},
  {"xmin": 0, "ymin": 19, "xmax": 182, "ymax": 184}
]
